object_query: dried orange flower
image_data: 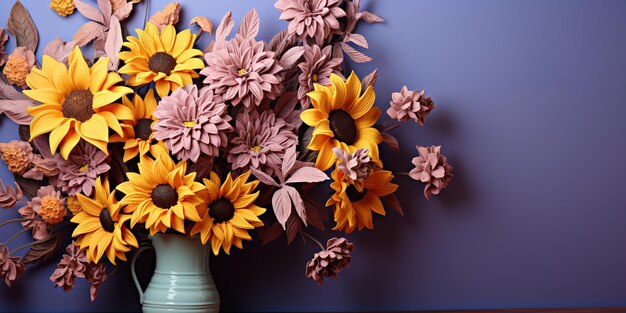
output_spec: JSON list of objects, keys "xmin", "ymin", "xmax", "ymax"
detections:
[
  {"xmin": 66, "ymin": 196, "xmax": 82, "ymax": 215},
  {"xmin": 0, "ymin": 141, "xmax": 33, "ymax": 175},
  {"xmin": 149, "ymin": 2, "xmax": 180, "ymax": 31},
  {"xmin": 2, "ymin": 47, "xmax": 36, "ymax": 87},
  {"xmin": 50, "ymin": 0, "xmax": 75, "ymax": 17},
  {"xmin": 39, "ymin": 195, "xmax": 66, "ymax": 224}
]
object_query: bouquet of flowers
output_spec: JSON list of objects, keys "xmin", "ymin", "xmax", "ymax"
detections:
[{"xmin": 0, "ymin": 0, "xmax": 454, "ymax": 301}]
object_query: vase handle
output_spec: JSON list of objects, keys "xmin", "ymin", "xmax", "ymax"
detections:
[{"xmin": 131, "ymin": 243, "xmax": 154, "ymax": 302}]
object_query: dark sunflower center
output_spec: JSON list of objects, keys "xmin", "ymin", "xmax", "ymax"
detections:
[
  {"xmin": 134, "ymin": 118, "xmax": 153, "ymax": 141},
  {"xmin": 346, "ymin": 185, "xmax": 368, "ymax": 202},
  {"xmin": 99, "ymin": 208, "xmax": 115, "ymax": 233},
  {"xmin": 148, "ymin": 52, "xmax": 176, "ymax": 75},
  {"xmin": 328, "ymin": 110, "xmax": 357, "ymax": 145},
  {"xmin": 62, "ymin": 90, "xmax": 95, "ymax": 123},
  {"xmin": 151, "ymin": 184, "xmax": 179, "ymax": 209},
  {"xmin": 209, "ymin": 198, "xmax": 235, "ymax": 223}
]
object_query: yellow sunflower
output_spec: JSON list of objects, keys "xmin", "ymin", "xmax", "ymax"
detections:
[
  {"xmin": 117, "ymin": 154, "xmax": 205, "ymax": 235},
  {"xmin": 326, "ymin": 166, "xmax": 398, "ymax": 234},
  {"xmin": 300, "ymin": 71, "xmax": 383, "ymax": 171},
  {"xmin": 190, "ymin": 171, "xmax": 266, "ymax": 255},
  {"xmin": 118, "ymin": 22, "xmax": 204, "ymax": 98},
  {"xmin": 71, "ymin": 176, "xmax": 138, "ymax": 265},
  {"xmin": 24, "ymin": 46, "xmax": 133, "ymax": 159},
  {"xmin": 110, "ymin": 90, "xmax": 169, "ymax": 162}
]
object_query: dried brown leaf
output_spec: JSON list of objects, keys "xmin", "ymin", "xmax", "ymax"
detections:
[
  {"xmin": 6, "ymin": 0, "xmax": 38, "ymax": 52},
  {"xmin": 22, "ymin": 231, "xmax": 63, "ymax": 264},
  {"xmin": 285, "ymin": 211, "xmax": 302, "ymax": 245},
  {"xmin": 381, "ymin": 132, "xmax": 400, "ymax": 152},
  {"xmin": 190, "ymin": 16, "xmax": 214, "ymax": 35},
  {"xmin": 149, "ymin": 2, "xmax": 180, "ymax": 31},
  {"xmin": 13, "ymin": 174, "xmax": 46, "ymax": 199},
  {"xmin": 257, "ymin": 222, "xmax": 283, "ymax": 246},
  {"xmin": 382, "ymin": 193, "xmax": 404, "ymax": 216}
]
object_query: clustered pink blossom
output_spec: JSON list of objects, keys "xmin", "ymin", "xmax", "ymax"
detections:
[
  {"xmin": 56, "ymin": 142, "xmax": 110, "ymax": 196},
  {"xmin": 0, "ymin": 179, "xmax": 23, "ymax": 209},
  {"xmin": 298, "ymin": 44, "xmax": 343, "ymax": 108},
  {"xmin": 0, "ymin": 244, "xmax": 24, "ymax": 287},
  {"xmin": 50, "ymin": 242, "xmax": 88, "ymax": 291},
  {"xmin": 152, "ymin": 85, "xmax": 233, "ymax": 162},
  {"xmin": 228, "ymin": 110, "xmax": 298, "ymax": 175},
  {"xmin": 202, "ymin": 34, "xmax": 283, "ymax": 109},
  {"xmin": 18, "ymin": 186, "xmax": 59, "ymax": 240},
  {"xmin": 387, "ymin": 86, "xmax": 435, "ymax": 126},
  {"xmin": 275, "ymin": 0, "xmax": 346, "ymax": 45},
  {"xmin": 306, "ymin": 237, "xmax": 355, "ymax": 285},
  {"xmin": 333, "ymin": 147, "xmax": 372, "ymax": 185},
  {"xmin": 409, "ymin": 145, "xmax": 453, "ymax": 199}
]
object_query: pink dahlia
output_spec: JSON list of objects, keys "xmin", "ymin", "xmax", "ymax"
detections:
[
  {"xmin": 333, "ymin": 147, "xmax": 372, "ymax": 186},
  {"xmin": 298, "ymin": 44, "xmax": 343, "ymax": 108},
  {"xmin": 228, "ymin": 110, "xmax": 298, "ymax": 175},
  {"xmin": 409, "ymin": 145, "xmax": 453, "ymax": 199},
  {"xmin": 50, "ymin": 242, "xmax": 88, "ymax": 291},
  {"xmin": 305, "ymin": 237, "xmax": 355, "ymax": 285},
  {"xmin": 275, "ymin": 0, "xmax": 346, "ymax": 45},
  {"xmin": 388, "ymin": 86, "xmax": 435, "ymax": 126},
  {"xmin": 0, "ymin": 179, "xmax": 23, "ymax": 209},
  {"xmin": 201, "ymin": 34, "xmax": 283, "ymax": 109},
  {"xmin": 86, "ymin": 262, "xmax": 108, "ymax": 302},
  {"xmin": 56, "ymin": 142, "xmax": 110, "ymax": 196},
  {"xmin": 152, "ymin": 85, "xmax": 232, "ymax": 162},
  {"xmin": 0, "ymin": 244, "xmax": 24, "ymax": 287}
]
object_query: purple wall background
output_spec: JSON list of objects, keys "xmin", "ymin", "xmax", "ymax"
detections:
[{"xmin": 1, "ymin": 0, "xmax": 626, "ymax": 312}]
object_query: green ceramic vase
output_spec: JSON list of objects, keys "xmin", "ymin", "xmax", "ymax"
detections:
[{"xmin": 131, "ymin": 233, "xmax": 220, "ymax": 313}]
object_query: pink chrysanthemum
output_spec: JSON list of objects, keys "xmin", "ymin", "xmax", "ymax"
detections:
[
  {"xmin": 298, "ymin": 44, "xmax": 343, "ymax": 108},
  {"xmin": 56, "ymin": 142, "xmax": 110, "ymax": 197},
  {"xmin": 228, "ymin": 110, "xmax": 298, "ymax": 175},
  {"xmin": 201, "ymin": 34, "xmax": 283, "ymax": 109},
  {"xmin": 152, "ymin": 85, "xmax": 233, "ymax": 162},
  {"xmin": 409, "ymin": 145, "xmax": 453, "ymax": 199},
  {"xmin": 275, "ymin": 0, "xmax": 346, "ymax": 45},
  {"xmin": 388, "ymin": 86, "xmax": 435, "ymax": 126}
]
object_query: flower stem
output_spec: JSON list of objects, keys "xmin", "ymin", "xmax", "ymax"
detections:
[
  {"xmin": 143, "ymin": 0, "xmax": 150, "ymax": 29},
  {"xmin": 0, "ymin": 218, "xmax": 30, "ymax": 228},
  {"xmin": 394, "ymin": 172, "xmax": 411, "ymax": 176},
  {"xmin": 3, "ymin": 228, "xmax": 29, "ymax": 246},
  {"xmin": 302, "ymin": 232, "xmax": 325, "ymax": 251}
]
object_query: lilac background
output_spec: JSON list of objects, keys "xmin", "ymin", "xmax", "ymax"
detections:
[{"xmin": 2, "ymin": 0, "xmax": 626, "ymax": 312}]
